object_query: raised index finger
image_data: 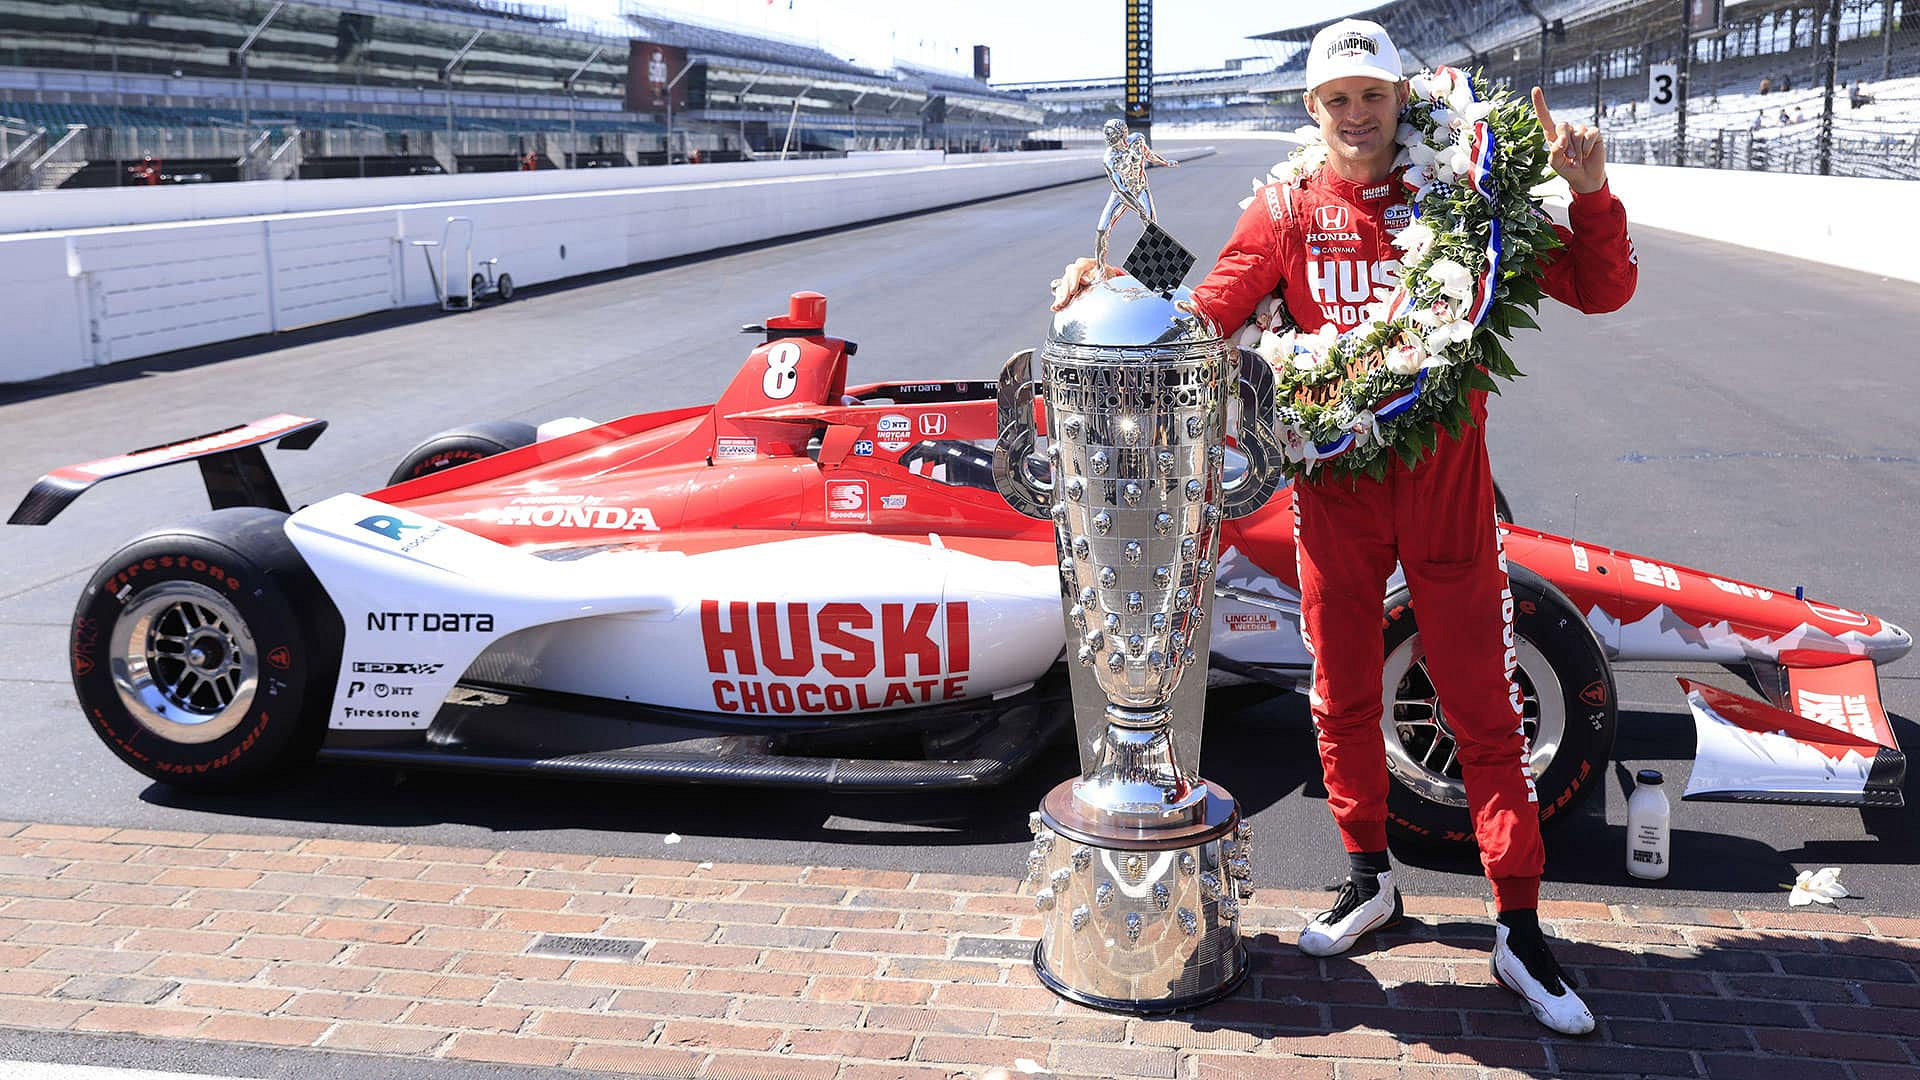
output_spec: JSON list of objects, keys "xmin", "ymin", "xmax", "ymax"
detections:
[{"xmin": 1531, "ymin": 86, "xmax": 1555, "ymax": 132}]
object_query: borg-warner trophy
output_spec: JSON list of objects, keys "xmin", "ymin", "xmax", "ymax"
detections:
[{"xmin": 994, "ymin": 123, "xmax": 1284, "ymax": 1013}]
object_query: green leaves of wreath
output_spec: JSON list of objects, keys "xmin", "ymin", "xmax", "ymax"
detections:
[{"xmin": 1234, "ymin": 69, "xmax": 1563, "ymax": 482}]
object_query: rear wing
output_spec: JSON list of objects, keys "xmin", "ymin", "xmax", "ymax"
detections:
[{"xmin": 9, "ymin": 414, "xmax": 326, "ymax": 526}]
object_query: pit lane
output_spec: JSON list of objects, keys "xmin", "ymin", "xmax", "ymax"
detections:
[{"xmin": 2, "ymin": 141, "xmax": 1916, "ymax": 917}]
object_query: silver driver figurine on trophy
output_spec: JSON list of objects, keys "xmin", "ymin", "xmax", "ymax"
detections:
[{"xmin": 994, "ymin": 121, "xmax": 1284, "ymax": 1013}]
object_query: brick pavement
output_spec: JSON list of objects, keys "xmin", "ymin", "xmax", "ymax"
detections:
[{"xmin": 1, "ymin": 820, "xmax": 1917, "ymax": 1079}]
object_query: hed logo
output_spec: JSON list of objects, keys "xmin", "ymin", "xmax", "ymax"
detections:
[{"xmin": 825, "ymin": 479, "xmax": 869, "ymax": 524}]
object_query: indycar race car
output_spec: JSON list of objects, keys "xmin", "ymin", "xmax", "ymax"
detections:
[{"xmin": 13, "ymin": 292, "xmax": 1911, "ymax": 846}]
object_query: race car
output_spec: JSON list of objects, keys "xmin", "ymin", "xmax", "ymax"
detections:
[{"xmin": 14, "ymin": 291, "xmax": 1911, "ymax": 847}]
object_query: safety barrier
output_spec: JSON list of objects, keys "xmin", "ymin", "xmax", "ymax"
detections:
[{"xmin": 0, "ymin": 149, "xmax": 1195, "ymax": 383}]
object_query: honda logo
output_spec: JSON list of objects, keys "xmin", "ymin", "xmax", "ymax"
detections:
[
  {"xmin": 917, "ymin": 414, "xmax": 949, "ymax": 436},
  {"xmin": 1315, "ymin": 205, "xmax": 1351, "ymax": 231}
]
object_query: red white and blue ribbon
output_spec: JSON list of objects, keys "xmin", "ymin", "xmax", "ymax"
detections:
[
  {"xmin": 1466, "ymin": 119, "xmax": 1497, "ymax": 203},
  {"xmin": 1464, "ymin": 218, "xmax": 1503, "ymax": 328}
]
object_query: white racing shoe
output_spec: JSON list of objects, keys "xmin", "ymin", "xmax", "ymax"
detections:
[
  {"xmin": 1297, "ymin": 871, "xmax": 1404, "ymax": 957},
  {"xmin": 1491, "ymin": 922, "xmax": 1596, "ymax": 1035}
]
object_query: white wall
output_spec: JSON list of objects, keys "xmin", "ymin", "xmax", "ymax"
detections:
[
  {"xmin": 1603, "ymin": 164, "xmax": 1920, "ymax": 285},
  {"xmin": 0, "ymin": 149, "xmax": 1159, "ymax": 383}
]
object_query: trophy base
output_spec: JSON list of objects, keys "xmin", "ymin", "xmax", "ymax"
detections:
[{"xmin": 1026, "ymin": 779, "xmax": 1252, "ymax": 1014}]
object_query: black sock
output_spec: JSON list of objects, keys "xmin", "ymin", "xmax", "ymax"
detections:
[
  {"xmin": 1348, "ymin": 850, "xmax": 1391, "ymax": 898},
  {"xmin": 1498, "ymin": 908, "xmax": 1541, "ymax": 937},
  {"xmin": 1497, "ymin": 908, "xmax": 1569, "ymax": 990}
]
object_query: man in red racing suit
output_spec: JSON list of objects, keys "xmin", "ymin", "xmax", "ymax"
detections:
[{"xmin": 1054, "ymin": 18, "xmax": 1635, "ymax": 1037}]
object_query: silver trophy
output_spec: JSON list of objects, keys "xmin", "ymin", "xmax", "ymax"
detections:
[{"xmin": 995, "ymin": 138, "xmax": 1283, "ymax": 1012}]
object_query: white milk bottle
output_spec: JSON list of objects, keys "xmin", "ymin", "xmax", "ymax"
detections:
[{"xmin": 1626, "ymin": 769, "xmax": 1671, "ymax": 880}]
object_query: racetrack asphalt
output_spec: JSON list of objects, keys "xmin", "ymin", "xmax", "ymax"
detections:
[{"xmin": 2, "ymin": 141, "xmax": 1916, "ymax": 920}]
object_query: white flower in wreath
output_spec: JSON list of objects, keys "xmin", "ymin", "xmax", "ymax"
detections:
[
  {"xmin": 1234, "ymin": 322, "xmax": 1263, "ymax": 349},
  {"xmin": 1432, "ymin": 157, "xmax": 1457, "ymax": 184},
  {"xmin": 1346, "ymin": 409, "xmax": 1380, "ymax": 449},
  {"xmin": 1463, "ymin": 99, "xmax": 1498, "ymax": 124},
  {"xmin": 1408, "ymin": 72, "xmax": 1433, "ymax": 99},
  {"xmin": 1428, "ymin": 106, "xmax": 1454, "ymax": 132},
  {"xmin": 1407, "ymin": 141, "xmax": 1436, "ymax": 167},
  {"xmin": 1385, "ymin": 334, "xmax": 1427, "ymax": 375},
  {"xmin": 1396, "ymin": 122, "xmax": 1421, "ymax": 146},
  {"xmin": 1423, "ymin": 318, "xmax": 1475, "ymax": 355},
  {"xmin": 1279, "ymin": 424, "xmax": 1321, "ymax": 469},
  {"xmin": 1392, "ymin": 220, "xmax": 1437, "ymax": 257},
  {"xmin": 1425, "ymin": 258, "xmax": 1474, "ymax": 302},
  {"xmin": 1404, "ymin": 163, "xmax": 1429, "ymax": 190},
  {"xmin": 1254, "ymin": 327, "xmax": 1288, "ymax": 364}
]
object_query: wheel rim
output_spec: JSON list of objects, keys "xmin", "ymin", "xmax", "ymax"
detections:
[
  {"xmin": 110, "ymin": 581, "xmax": 259, "ymax": 745},
  {"xmin": 1378, "ymin": 630, "xmax": 1566, "ymax": 809}
]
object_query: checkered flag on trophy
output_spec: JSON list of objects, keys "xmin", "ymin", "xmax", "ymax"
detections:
[{"xmin": 1122, "ymin": 222, "xmax": 1196, "ymax": 295}]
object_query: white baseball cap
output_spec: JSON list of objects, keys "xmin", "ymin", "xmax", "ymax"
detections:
[{"xmin": 1305, "ymin": 19, "xmax": 1403, "ymax": 93}]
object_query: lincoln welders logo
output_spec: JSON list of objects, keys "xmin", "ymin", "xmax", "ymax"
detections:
[{"xmin": 1328, "ymin": 33, "xmax": 1377, "ymax": 58}]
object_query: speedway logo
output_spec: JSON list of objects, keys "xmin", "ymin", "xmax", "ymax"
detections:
[
  {"xmin": 701, "ymin": 600, "xmax": 970, "ymax": 714},
  {"xmin": 825, "ymin": 479, "xmax": 869, "ymax": 524},
  {"xmin": 490, "ymin": 504, "xmax": 661, "ymax": 532},
  {"xmin": 352, "ymin": 661, "xmax": 446, "ymax": 675}
]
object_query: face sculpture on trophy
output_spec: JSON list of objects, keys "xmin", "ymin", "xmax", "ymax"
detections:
[{"xmin": 992, "ymin": 136, "xmax": 1285, "ymax": 1012}]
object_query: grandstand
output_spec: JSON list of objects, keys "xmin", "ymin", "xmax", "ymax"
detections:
[
  {"xmin": 1013, "ymin": 0, "xmax": 1917, "ymax": 179},
  {"xmin": 0, "ymin": 0, "xmax": 1042, "ymax": 189}
]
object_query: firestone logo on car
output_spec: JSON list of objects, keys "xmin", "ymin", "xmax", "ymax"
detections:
[{"xmin": 701, "ymin": 600, "xmax": 970, "ymax": 714}]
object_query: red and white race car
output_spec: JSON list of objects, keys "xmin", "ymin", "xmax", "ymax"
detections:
[{"xmin": 15, "ymin": 292, "xmax": 1910, "ymax": 846}]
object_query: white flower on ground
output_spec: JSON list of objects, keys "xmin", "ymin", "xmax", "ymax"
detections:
[
  {"xmin": 1789, "ymin": 867, "xmax": 1847, "ymax": 907},
  {"xmin": 1426, "ymin": 258, "xmax": 1474, "ymax": 302}
]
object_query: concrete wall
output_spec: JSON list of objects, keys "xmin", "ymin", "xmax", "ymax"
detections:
[
  {"xmin": 1603, "ymin": 164, "xmax": 1918, "ymax": 286},
  {"xmin": 0, "ymin": 150, "xmax": 1145, "ymax": 383}
]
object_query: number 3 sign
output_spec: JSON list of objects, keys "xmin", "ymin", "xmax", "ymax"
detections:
[{"xmin": 1648, "ymin": 63, "xmax": 1678, "ymax": 116}]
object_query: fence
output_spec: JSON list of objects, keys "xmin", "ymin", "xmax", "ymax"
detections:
[{"xmin": 1489, "ymin": 0, "xmax": 1920, "ymax": 179}]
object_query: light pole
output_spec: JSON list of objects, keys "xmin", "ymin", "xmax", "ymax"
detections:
[
  {"xmin": 663, "ymin": 61, "xmax": 692, "ymax": 163},
  {"xmin": 563, "ymin": 44, "xmax": 605, "ymax": 169},
  {"xmin": 236, "ymin": 0, "xmax": 287, "ymax": 148},
  {"xmin": 443, "ymin": 29, "xmax": 484, "ymax": 165}
]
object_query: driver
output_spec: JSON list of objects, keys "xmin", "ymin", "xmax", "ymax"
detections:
[{"xmin": 1052, "ymin": 18, "xmax": 1636, "ymax": 1036}]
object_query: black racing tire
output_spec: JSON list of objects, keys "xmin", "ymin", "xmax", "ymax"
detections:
[
  {"xmin": 495, "ymin": 273, "xmax": 514, "ymax": 302},
  {"xmin": 1379, "ymin": 564, "xmax": 1616, "ymax": 848},
  {"xmin": 386, "ymin": 420, "xmax": 538, "ymax": 486},
  {"xmin": 69, "ymin": 508, "xmax": 343, "ymax": 791},
  {"xmin": 1493, "ymin": 480, "xmax": 1514, "ymax": 525}
]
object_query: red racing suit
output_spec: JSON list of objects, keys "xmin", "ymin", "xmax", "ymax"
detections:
[{"xmin": 1191, "ymin": 167, "xmax": 1637, "ymax": 910}]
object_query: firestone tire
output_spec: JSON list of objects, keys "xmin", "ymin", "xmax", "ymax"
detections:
[
  {"xmin": 69, "ymin": 508, "xmax": 343, "ymax": 791},
  {"xmin": 386, "ymin": 420, "xmax": 537, "ymax": 486},
  {"xmin": 1378, "ymin": 564, "xmax": 1616, "ymax": 848}
]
